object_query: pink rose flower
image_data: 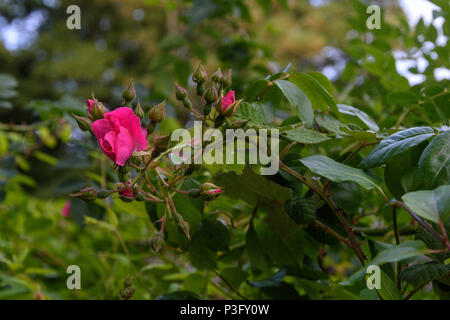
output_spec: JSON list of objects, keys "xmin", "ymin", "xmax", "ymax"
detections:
[
  {"xmin": 222, "ymin": 91, "xmax": 235, "ymax": 112},
  {"xmin": 87, "ymin": 99, "xmax": 94, "ymax": 116},
  {"xmin": 61, "ymin": 200, "xmax": 71, "ymax": 218},
  {"xmin": 92, "ymin": 107, "xmax": 147, "ymax": 166}
]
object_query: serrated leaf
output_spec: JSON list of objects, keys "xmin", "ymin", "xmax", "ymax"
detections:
[
  {"xmin": 361, "ymin": 127, "xmax": 435, "ymax": 168},
  {"xmin": 418, "ymin": 130, "xmax": 450, "ymax": 188},
  {"xmin": 300, "ymin": 155, "xmax": 378, "ymax": 189},
  {"xmin": 281, "ymin": 127, "xmax": 330, "ymax": 144},
  {"xmin": 401, "ymin": 263, "xmax": 450, "ymax": 287},
  {"xmin": 402, "ymin": 185, "xmax": 450, "ymax": 223},
  {"xmin": 275, "ymin": 79, "xmax": 314, "ymax": 126},
  {"xmin": 234, "ymin": 101, "xmax": 269, "ymax": 125}
]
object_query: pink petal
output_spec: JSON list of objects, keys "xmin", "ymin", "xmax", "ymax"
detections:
[
  {"xmin": 87, "ymin": 99, "xmax": 94, "ymax": 116},
  {"xmin": 222, "ymin": 91, "xmax": 235, "ymax": 112},
  {"xmin": 114, "ymin": 126, "xmax": 135, "ymax": 166},
  {"xmin": 105, "ymin": 107, "xmax": 147, "ymax": 151},
  {"xmin": 61, "ymin": 201, "xmax": 71, "ymax": 218}
]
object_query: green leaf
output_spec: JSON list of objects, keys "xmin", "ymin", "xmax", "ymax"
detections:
[
  {"xmin": 220, "ymin": 267, "xmax": 248, "ymax": 289},
  {"xmin": 243, "ymin": 79, "xmax": 270, "ymax": 101},
  {"xmin": 337, "ymin": 104, "xmax": 379, "ymax": 132},
  {"xmin": 361, "ymin": 127, "xmax": 435, "ymax": 168},
  {"xmin": 402, "ymin": 185, "xmax": 450, "ymax": 223},
  {"xmin": 214, "ymin": 166, "xmax": 293, "ymax": 207},
  {"xmin": 188, "ymin": 236, "xmax": 217, "ymax": 270},
  {"xmin": 401, "ymin": 263, "xmax": 450, "ymax": 287},
  {"xmin": 300, "ymin": 155, "xmax": 378, "ymax": 189},
  {"xmin": 281, "ymin": 127, "xmax": 330, "ymax": 144},
  {"xmin": 285, "ymin": 194, "xmax": 322, "ymax": 226},
  {"xmin": 196, "ymin": 217, "xmax": 231, "ymax": 252},
  {"xmin": 388, "ymin": 91, "xmax": 419, "ymax": 105},
  {"xmin": 248, "ymin": 269, "xmax": 286, "ymax": 288},
  {"xmin": 275, "ymin": 79, "xmax": 314, "ymax": 126},
  {"xmin": 418, "ymin": 130, "xmax": 450, "ymax": 188},
  {"xmin": 234, "ymin": 101, "xmax": 269, "ymax": 125},
  {"xmin": 289, "ymin": 72, "xmax": 338, "ymax": 115},
  {"xmin": 377, "ymin": 269, "xmax": 402, "ymax": 300},
  {"xmin": 370, "ymin": 240, "xmax": 427, "ymax": 265},
  {"xmin": 246, "ymin": 220, "xmax": 270, "ymax": 270}
]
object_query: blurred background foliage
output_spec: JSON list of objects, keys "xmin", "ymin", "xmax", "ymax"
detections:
[{"xmin": 0, "ymin": 0, "xmax": 448, "ymax": 299}]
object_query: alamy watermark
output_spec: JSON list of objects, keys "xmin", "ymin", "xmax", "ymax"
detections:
[{"xmin": 169, "ymin": 121, "xmax": 280, "ymax": 175}]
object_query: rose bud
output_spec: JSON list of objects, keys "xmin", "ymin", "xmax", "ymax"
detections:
[
  {"xmin": 182, "ymin": 97, "xmax": 192, "ymax": 110},
  {"xmin": 211, "ymin": 67, "xmax": 222, "ymax": 83},
  {"xmin": 223, "ymin": 99, "xmax": 243, "ymax": 117},
  {"xmin": 192, "ymin": 64, "xmax": 207, "ymax": 83},
  {"xmin": 199, "ymin": 182, "xmax": 224, "ymax": 201},
  {"xmin": 118, "ymin": 182, "xmax": 134, "ymax": 202},
  {"xmin": 70, "ymin": 187, "xmax": 97, "ymax": 202},
  {"xmin": 91, "ymin": 99, "xmax": 107, "ymax": 120},
  {"xmin": 134, "ymin": 101, "xmax": 144, "ymax": 119},
  {"xmin": 120, "ymin": 276, "xmax": 135, "ymax": 300},
  {"xmin": 72, "ymin": 114, "xmax": 92, "ymax": 131},
  {"xmin": 86, "ymin": 99, "xmax": 94, "ymax": 117},
  {"xmin": 175, "ymin": 83, "xmax": 188, "ymax": 101},
  {"xmin": 148, "ymin": 101, "xmax": 166, "ymax": 123},
  {"xmin": 204, "ymin": 86, "xmax": 218, "ymax": 104},
  {"xmin": 196, "ymin": 82, "xmax": 206, "ymax": 97},
  {"xmin": 122, "ymin": 79, "xmax": 136, "ymax": 102},
  {"xmin": 150, "ymin": 231, "xmax": 165, "ymax": 254},
  {"xmin": 221, "ymin": 69, "xmax": 232, "ymax": 88},
  {"xmin": 61, "ymin": 200, "xmax": 71, "ymax": 218},
  {"xmin": 177, "ymin": 220, "xmax": 191, "ymax": 239}
]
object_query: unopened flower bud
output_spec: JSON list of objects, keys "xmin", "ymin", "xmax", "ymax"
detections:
[
  {"xmin": 204, "ymin": 86, "xmax": 218, "ymax": 104},
  {"xmin": 192, "ymin": 64, "xmax": 207, "ymax": 83},
  {"xmin": 118, "ymin": 182, "xmax": 134, "ymax": 202},
  {"xmin": 223, "ymin": 99, "xmax": 242, "ymax": 117},
  {"xmin": 175, "ymin": 83, "xmax": 188, "ymax": 101},
  {"xmin": 120, "ymin": 276, "xmax": 135, "ymax": 300},
  {"xmin": 150, "ymin": 231, "xmax": 165, "ymax": 254},
  {"xmin": 148, "ymin": 101, "xmax": 166, "ymax": 123},
  {"xmin": 177, "ymin": 220, "xmax": 190, "ymax": 239},
  {"xmin": 122, "ymin": 80, "xmax": 136, "ymax": 102},
  {"xmin": 70, "ymin": 187, "xmax": 97, "ymax": 202},
  {"xmin": 117, "ymin": 166, "xmax": 129, "ymax": 183},
  {"xmin": 134, "ymin": 101, "xmax": 144, "ymax": 118},
  {"xmin": 72, "ymin": 114, "xmax": 92, "ymax": 131},
  {"xmin": 199, "ymin": 182, "xmax": 224, "ymax": 201},
  {"xmin": 91, "ymin": 99, "xmax": 107, "ymax": 120},
  {"xmin": 211, "ymin": 67, "xmax": 222, "ymax": 83},
  {"xmin": 221, "ymin": 69, "xmax": 232, "ymax": 88}
]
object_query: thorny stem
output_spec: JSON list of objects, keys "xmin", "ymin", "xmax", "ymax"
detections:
[
  {"xmin": 314, "ymin": 220, "xmax": 352, "ymax": 248},
  {"xmin": 404, "ymin": 281, "xmax": 429, "ymax": 300},
  {"xmin": 279, "ymin": 161, "xmax": 367, "ymax": 264}
]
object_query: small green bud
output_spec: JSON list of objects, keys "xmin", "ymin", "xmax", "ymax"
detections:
[
  {"xmin": 91, "ymin": 100, "xmax": 107, "ymax": 120},
  {"xmin": 204, "ymin": 86, "xmax": 218, "ymax": 104},
  {"xmin": 122, "ymin": 79, "xmax": 136, "ymax": 102},
  {"xmin": 223, "ymin": 99, "xmax": 243, "ymax": 117},
  {"xmin": 150, "ymin": 232, "xmax": 165, "ymax": 254},
  {"xmin": 211, "ymin": 67, "xmax": 223, "ymax": 83},
  {"xmin": 72, "ymin": 114, "xmax": 92, "ymax": 131},
  {"xmin": 221, "ymin": 69, "xmax": 232, "ymax": 88},
  {"xmin": 70, "ymin": 187, "xmax": 97, "ymax": 202},
  {"xmin": 120, "ymin": 276, "xmax": 135, "ymax": 300},
  {"xmin": 177, "ymin": 220, "xmax": 191, "ymax": 239},
  {"xmin": 134, "ymin": 101, "xmax": 144, "ymax": 118},
  {"xmin": 175, "ymin": 83, "xmax": 188, "ymax": 100},
  {"xmin": 192, "ymin": 64, "xmax": 207, "ymax": 83},
  {"xmin": 148, "ymin": 101, "xmax": 166, "ymax": 123}
]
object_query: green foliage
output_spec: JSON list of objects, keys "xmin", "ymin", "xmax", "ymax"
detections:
[{"xmin": 1, "ymin": 0, "xmax": 449, "ymax": 301}]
